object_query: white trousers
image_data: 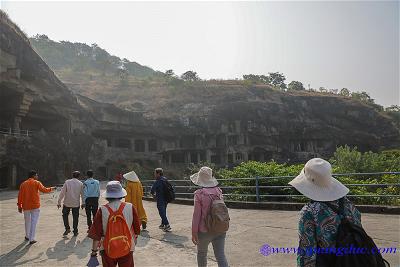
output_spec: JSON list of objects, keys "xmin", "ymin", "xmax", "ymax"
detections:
[{"xmin": 24, "ymin": 208, "xmax": 40, "ymax": 242}]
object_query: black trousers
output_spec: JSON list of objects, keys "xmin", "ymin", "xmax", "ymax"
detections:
[
  {"xmin": 85, "ymin": 197, "xmax": 99, "ymax": 229},
  {"xmin": 62, "ymin": 206, "xmax": 79, "ymax": 232}
]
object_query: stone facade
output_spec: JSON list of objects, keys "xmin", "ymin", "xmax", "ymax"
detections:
[{"xmin": 1, "ymin": 11, "xmax": 399, "ymax": 188}]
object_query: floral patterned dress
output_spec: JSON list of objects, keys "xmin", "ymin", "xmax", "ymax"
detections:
[{"xmin": 297, "ymin": 197, "xmax": 362, "ymax": 267}]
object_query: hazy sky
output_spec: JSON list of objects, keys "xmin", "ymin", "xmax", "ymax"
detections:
[{"xmin": 2, "ymin": 1, "xmax": 399, "ymax": 106}]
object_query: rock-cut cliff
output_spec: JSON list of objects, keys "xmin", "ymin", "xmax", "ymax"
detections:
[{"xmin": 1, "ymin": 10, "xmax": 399, "ymax": 188}]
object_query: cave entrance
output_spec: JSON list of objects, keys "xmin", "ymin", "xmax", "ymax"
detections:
[
  {"xmin": 171, "ymin": 152, "xmax": 185, "ymax": 163},
  {"xmin": 134, "ymin": 139, "xmax": 145, "ymax": 152},
  {"xmin": 0, "ymin": 166, "xmax": 9, "ymax": 188}
]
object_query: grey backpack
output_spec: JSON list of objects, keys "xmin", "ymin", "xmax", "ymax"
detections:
[{"xmin": 205, "ymin": 193, "xmax": 230, "ymax": 233}]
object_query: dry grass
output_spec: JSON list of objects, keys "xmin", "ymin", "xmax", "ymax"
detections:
[{"xmin": 0, "ymin": 9, "xmax": 30, "ymax": 44}]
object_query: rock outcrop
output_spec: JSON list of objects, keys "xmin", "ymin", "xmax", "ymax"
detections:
[
  {"xmin": 1, "ymin": 10, "xmax": 399, "ymax": 188},
  {"xmin": 0, "ymin": 11, "xmax": 94, "ymax": 187}
]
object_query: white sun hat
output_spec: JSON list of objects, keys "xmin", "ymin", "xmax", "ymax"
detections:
[
  {"xmin": 123, "ymin": 170, "xmax": 139, "ymax": 182},
  {"xmin": 288, "ymin": 158, "xmax": 349, "ymax": 201},
  {"xmin": 190, "ymin": 166, "xmax": 219, "ymax": 188},
  {"xmin": 103, "ymin": 181, "xmax": 127, "ymax": 198}
]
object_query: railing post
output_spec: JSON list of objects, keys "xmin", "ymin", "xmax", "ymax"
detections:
[{"xmin": 256, "ymin": 176, "xmax": 260, "ymax": 203}]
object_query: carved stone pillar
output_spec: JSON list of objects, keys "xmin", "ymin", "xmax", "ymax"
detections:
[
  {"xmin": 13, "ymin": 116, "xmax": 21, "ymax": 133},
  {"xmin": 11, "ymin": 164, "xmax": 17, "ymax": 188}
]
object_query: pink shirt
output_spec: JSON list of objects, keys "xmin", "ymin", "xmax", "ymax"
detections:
[
  {"xmin": 192, "ymin": 187, "xmax": 223, "ymax": 234},
  {"xmin": 58, "ymin": 178, "xmax": 83, "ymax": 208}
]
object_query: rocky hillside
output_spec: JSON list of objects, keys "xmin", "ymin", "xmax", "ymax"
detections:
[
  {"xmin": 29, "ymin": 35, "xmax": 400, "ymax": 152},
  {"xmin": 1, "ymin": 10, "xmax": 399, "ymax": 189},
  {"xmin": 30, "ymin": 34, "xmax": 158, "ymax": 79},
  {"xmin": 0, "ymin": 10, "xmax": 96, "ymax": 186}
]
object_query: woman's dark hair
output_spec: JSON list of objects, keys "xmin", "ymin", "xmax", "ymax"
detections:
[
  {"xmin": 106, "ymin": 197, "xmax": 123, "ymax": 202},
  {"xmin": 86, "ymin": 170, "xmax": 94, "ymax": 177},
  {"xmin": 28, "ymin": 170, "xmax": 37, "ymax": 178}
]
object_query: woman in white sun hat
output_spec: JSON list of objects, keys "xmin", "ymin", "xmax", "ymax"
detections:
[
  {"xmin": 191, "ymin": 166, "xmax": 229, "ymax": 267},
  {"xmin": 88, "ymin": 181, "xmax": 140, "ymax": 267},
  {"xmin": 123, "ymin": 170, "xmax": 148, "ymax": 230},
  {"xmin": 289, "ymin": 158, "xmax": 362, "ymax": 267}
]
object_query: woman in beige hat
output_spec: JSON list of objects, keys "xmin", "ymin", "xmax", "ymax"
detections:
[
  {"xmin": 288, "ymin": 158, "xmax": 361, "ymax": 267},
  {"xmin": 191, "ymin": 166, "xmax": 229, "ymax": 267},
  {"xmin": 124, "ymin": 170, "xmax": 148, "ymax": 230}
]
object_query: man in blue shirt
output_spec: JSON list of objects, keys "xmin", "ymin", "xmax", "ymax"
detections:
[
  {"xmin": 82, "ymin": 170, "xmax": 100, "ymax": 232},
  {"xmin": 150, "ymin": 168, "xmax": 171, "ymax": 232}
]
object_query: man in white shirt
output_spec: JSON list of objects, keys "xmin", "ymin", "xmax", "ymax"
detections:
[{"xmin": 58, "ymin": 171, "xmax": 84, "ymax": 236}]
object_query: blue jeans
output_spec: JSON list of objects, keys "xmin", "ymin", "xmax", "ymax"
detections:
[
  {"xmin": 157, "ymin": 201, "xmax": 169, "ymax": 225},
  {"xmin": 197, "ymin": 232, "xmax": 229, "ymax": 267}
]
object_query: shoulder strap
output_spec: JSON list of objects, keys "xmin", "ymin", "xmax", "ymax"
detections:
[
  {"xmin": 104, "ymin": 204, "xmax": 114, "ymax": 215},
  {"xmin": 206, "ymin": 193, "xmax": 215, "ymax": 213},
  {"xmin": 314, "ymin": 198, "xmax": 345, "ymax": 218},
  {"xmin": 207, "ymin": 192, "xmax": 222, "ymax": 202},
  {"xmin": 116, "ymin": 202, "xmax": 126, "ymax": 214},
  {"xmin": 105, "ymin": 202, "xmax": 126, "ymax": 214}
]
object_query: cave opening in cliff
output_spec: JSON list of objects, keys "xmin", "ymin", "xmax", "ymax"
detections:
[
  {"xmin": 148, "ymin": 139, "xmax": 157, "ymax": 151},
  {"xmin": 171, "ymin": 152, "xmax": 185, "ymax": 163},
  {"xmin": 134, "ymin": 139, "xmax": 145, "ymax": 152},
  {"xmin": 115, "ymin": 138, "xmax": 131, "ymax": 149},
  {"xmin": 0, "ymin": 166, "xmax": 9, "ymax": 188}
]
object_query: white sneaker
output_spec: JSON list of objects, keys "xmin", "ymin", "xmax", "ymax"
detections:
[{"xmin": 163, "ymin": 225, "xmax": 171, "ymax": 232}]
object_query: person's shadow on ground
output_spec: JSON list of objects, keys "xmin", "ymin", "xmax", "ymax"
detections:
[
  {"xmin": 46, "ymin": 236, "xmax": 90, "ymax": 261},
  {"xmin": 0, "ymin": 241, "xmax": 43, "ymax": 266},
  {"xmin": 161, "ymin": 232, "xmax": 189, "ymax": 248},
  {"xmin": 136, "ymin": 230, "xmax": 150, "ymax": 248}
]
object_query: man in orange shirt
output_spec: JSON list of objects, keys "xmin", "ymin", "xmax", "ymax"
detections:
[{"xmin": 17, "ymin": 170, "xmax": 55, "ymax": 244}]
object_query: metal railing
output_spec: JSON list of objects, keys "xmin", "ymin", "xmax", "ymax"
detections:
[
  {"xmin": 141, "ymin": 172, "xmax": 400, "ymax": 204},
  {"xmin": 0, "ymin": 127, "xmax": 33, "ymax": 137}
]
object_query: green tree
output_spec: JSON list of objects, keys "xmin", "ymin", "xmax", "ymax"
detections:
[
  {"xmin": 268, "ymin": 72, "xmax": 286, "ymax": 89},
  {"xmin": 118, "ymin": 68, "xmax": 128, "ymax": 81},
  {"xmin": 385, "ymin": 105, "xmax": 400, "ymax": 112},
  {"xmin": 165, "ymin": 69, "xmax": 175, "ymax": 77},
  {"xmin": 329, "ymin": 89, "xmax": 338, "ymax": 94},
  {"xmin": 351, "ymin": 91, "xmax": 375, "ymax": 104},
  {"xmin": 288, "ymin": 81, "xmax": 305, "ymax": 91},
  {"xmin": 243, "ymin": 74, "xmax": 270, "ymax": 84},
  {"xmin": 385, "ymin": 105, "xmax": 400, "ymax": 128},
  {"xmin": 181, "ymin": 71, "xmax": 200, "ymax": 81},
  {"xmin": 319, "ymin": 87, "xmax": 328, "ymax": 93},
  {"xmin": 92, "ymin": 43, "xmax": 111, "ymax": 76},
  {"xmin": 339, "ymin": 88, "xmax": 350, "ymax": 97},
  {"xmin": 32, "ymin": 34, "xmax": 49, "ymax": 41}
]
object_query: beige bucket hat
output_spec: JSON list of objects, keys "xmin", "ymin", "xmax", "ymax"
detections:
[
  {"xmin": 123, "ymin": 170, "xmax": 139, "ymax": 182},
  {"xmin": 190, "ymin": 166, "xmax": 219, "ymax": 188},
  {"xmin": 288, "ymin": 158, "xmax": 349, "ymax": 201}
]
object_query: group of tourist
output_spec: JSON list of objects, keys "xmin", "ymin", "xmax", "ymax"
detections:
[{"xmin": 17, "ymin": 158, "xmax": 379, "ymax": 267}]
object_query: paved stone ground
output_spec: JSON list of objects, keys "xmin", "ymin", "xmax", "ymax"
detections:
[{"xmin": 0, "ymin": 190, "xmax": 399, "ymax": 267}]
